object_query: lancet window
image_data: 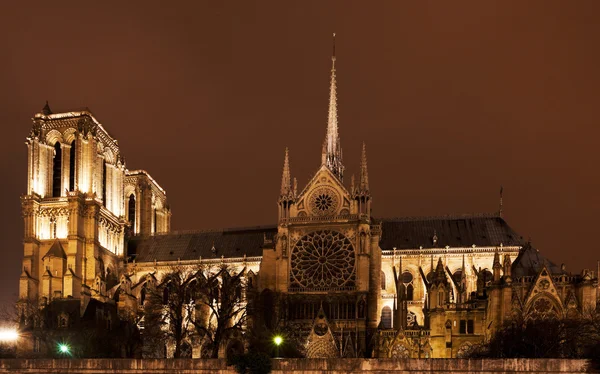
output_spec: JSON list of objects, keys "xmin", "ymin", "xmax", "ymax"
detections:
[{"xmin": 52, "ymin": 142, "xmax": 62, "ymax": 197}]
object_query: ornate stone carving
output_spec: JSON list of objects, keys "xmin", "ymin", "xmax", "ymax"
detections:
[
  {"xmin": 38, "ymin": 207, "xmax": 70, "ymax": 218},
  {"xmin": 77, "ymin": 117, "xmax": 96, "ymax": 138},
  {"xmin": 308, "ymin": 186, "xmax": 339, "ymax": 216},
  {"xmin": 290, "ymin": 230, "xmax": 355, "ymax": 290}
]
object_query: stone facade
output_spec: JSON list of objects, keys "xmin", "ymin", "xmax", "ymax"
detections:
[{"xmin": 17, "ymin": 46, "xmax": 598, "ymax": 359}]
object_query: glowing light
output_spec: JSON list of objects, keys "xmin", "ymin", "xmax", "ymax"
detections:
[
  {"xmin": 0, "ymin": 329, "xmax": 18, "ymax": 342},
  {"xmin": 273, "ymin": 336, "xmax": 283, "ymax": 346},
  {"xmin": 58, "ymin": 344, "xmax": 70, "ymax": 354}
]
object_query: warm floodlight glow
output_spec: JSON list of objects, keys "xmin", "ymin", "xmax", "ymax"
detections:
[
  {"xmin": 274, "ymin": 336, "xmax": 283, "ymax": 346},
  {"xmin": 0, "ymin": 329, "xmax": 18, "ymax": 342}
]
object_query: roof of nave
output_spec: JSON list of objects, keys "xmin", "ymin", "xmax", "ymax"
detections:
[
  {"xmin": 511, "ymin": 242, "xmax": 563, "ymax": 277},
  {"xmin": 128, "ymin": 226, "xmax": 277, "ymax": 263},
  {"xmin": 378, "ymin": 214, "xmax": 525, "ymax": 250}
]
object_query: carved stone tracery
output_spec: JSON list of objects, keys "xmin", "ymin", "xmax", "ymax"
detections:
[
  {"xmin": 290, "ymin": 230, "xmax": 355, "ymax": 290},
  {"xmin": 308, "ymin": 186, "xmax": 339, "ymax": 216}
]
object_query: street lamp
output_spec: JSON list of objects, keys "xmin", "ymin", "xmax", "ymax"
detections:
[
  {"xmin": 0, "ymin": 329, "xmax": 18, "ymax": 343},
  {"xmin": 58, "ymin": 343, "xmax": 71, "ymax": 355},
  {"xmin": 273, "ymin": 335, "xmax": 283, "ymax": 358}
]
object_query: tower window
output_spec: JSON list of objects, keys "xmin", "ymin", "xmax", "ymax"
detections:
[
  {"xmin": 69, "ymin": 140, "xmax": 76, "ymax": 191},
  {"xmin": 52, "ymin": 142, "xmax": 62, "ymax": 197},
  {"xmin": 154, "ymin": 208, "xmax": 157, "ymax": 233},
  {"xmin": 102, "ymin": 160, "xmax": 107, "ymax": 206},
  {"xmin": 380, "ymin": 271, "xmax": 386, "ymax": 290},
  {"xmin": 128, "ymin": 194, "xmax": 136, "ymax": 233}
]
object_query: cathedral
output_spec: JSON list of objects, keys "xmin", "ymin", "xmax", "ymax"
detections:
[{"xmin": 18, "ymin": 40, "xmax": 598, "ymax": 359}]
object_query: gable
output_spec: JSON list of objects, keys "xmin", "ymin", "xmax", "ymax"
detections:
[
  {"xmin": 295, "ymin": 166, "xmax": 351, "ymax": 217},
  {"xmin": 524, "ymin": 267, "xmax": 563, "ymax": 313}
]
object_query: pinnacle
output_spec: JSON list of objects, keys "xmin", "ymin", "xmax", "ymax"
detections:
[
  {"xmin": 42, "ymin": 100, "xmax": 52, "ymax": 115},
  {"xmin": 280, "ymin": 148, "xmax": 292, "ymax": 196}
]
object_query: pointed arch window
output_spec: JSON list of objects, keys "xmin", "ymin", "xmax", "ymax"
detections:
[
  {"xmin": 154, "ymin": 208, "xmax": 157, "ymax": 233},
  {"xmin": 381, "ymin": 271, "xmax": 386, "ymax": 290},
  {"xmin": 381, "ymin": 306, "xmax": 392, "ymax": 329},
  {"xmin": 52, "ymin": 142, "xmax": 62, "ymax": 197},
  {"xmin": 128, "ymin": 194, "xmax": 136, "ymax": 233},
  {"xmin": 69, "ymin": 140, "xmax": 76, "ymax": 191},
  {"xmin": 102, "ymin": 160, "xmax": 107, "ymax": 206},
  {"xmin": 406, "ymin": 284, "xmax": 414, "ymax": 300}
]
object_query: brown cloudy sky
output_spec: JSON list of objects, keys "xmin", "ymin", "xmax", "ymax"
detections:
[{"xmin": 1, "ymin": 1, "xmax": 599, "ymax": 307}]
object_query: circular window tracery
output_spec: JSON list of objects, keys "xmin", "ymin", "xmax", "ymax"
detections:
[
  {"xmin": 290, "ymin": 230, "xmax": 356, "ymax": 290},
  {"xmin": 308, "ymin": 187, "xmax": 339, "ymax": 216}
]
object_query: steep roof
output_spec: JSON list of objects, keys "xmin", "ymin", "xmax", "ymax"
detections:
[
  {"xmin": 129, "ymin": 215, "xmax": 526, "ymax": 262},
  {"xmin": 511, "ymin": 242, "xmax": 563, "ymax": 277},
  {"xmin": 128, "ymin": 226, "xmax": 277, "ymax": 263},
  {"xmin": 43, "ymin": 240, "xmax": 67, "ymax": 259},
  {"xmin": 378, "ymin": 214, "xmax": 524, "ymax": 250}
]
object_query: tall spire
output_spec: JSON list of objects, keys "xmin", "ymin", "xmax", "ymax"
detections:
[
  {"xmin": 359, "ymin": 142, "xmax": 369, "ymax": 192},
  {"xmin": 322, "ymin": 33, "xmax": 344, "ymax": 181},
  {"xmin": 280, "ymin": 148, "xmax": 292, "ymax": 196},
  {"xmin": 499, "ymin": 185, "xmax": 504, "ymax": 218}
]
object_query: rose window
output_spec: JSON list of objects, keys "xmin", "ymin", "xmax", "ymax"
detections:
[
  {"xmin": 528, "ymin": 296, "xmax": 559, "ymax": 320},
  {"xmin": 315, "ymin": 194, "xmax": 333, "ymax": 212},
  {"xmin": 290, "ymin": 230, "xmax": 356, "ymax": 290},
  {"xmin": 308, "ymin": 187, "xmax": 339, "ymax": 216}
]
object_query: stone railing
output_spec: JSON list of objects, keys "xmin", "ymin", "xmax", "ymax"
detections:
[
  {"xmin": 287, "ymin": 286, "xmax": 357, "ymax": 293},
  {"xmin": 280, "ymin": 214, "xmax": 369, "ymax": 224}
]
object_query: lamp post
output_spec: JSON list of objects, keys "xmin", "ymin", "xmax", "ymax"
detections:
[
  {"xmin": 273, "ymin": 335, "xmax": 283, "ymax": 358},
  {"xmin": 0, "ymin": 329, "xmax": 18, "ymax": 343},
  {"xmin": 58, "ymin": 343, "xmax": 71, "ymax": 356}
]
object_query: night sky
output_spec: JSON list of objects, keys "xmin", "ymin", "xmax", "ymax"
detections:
[{"xmin": 1, "ymin": 1, "xmax": 599, "ymax": 308}]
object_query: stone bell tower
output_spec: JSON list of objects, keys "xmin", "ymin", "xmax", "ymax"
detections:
[{"xmin": 19, "ymin": 104, "xmax": 169, "ymax": 308}]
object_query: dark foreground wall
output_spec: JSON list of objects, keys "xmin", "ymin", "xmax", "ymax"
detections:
[{"xmin": 0, "ymin": 358, "xmax": 596, "ymax": 373}]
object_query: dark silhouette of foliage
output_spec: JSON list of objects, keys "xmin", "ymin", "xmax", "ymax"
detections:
[{"xmin": 466, "ymin": 311, "xmax": 600, "ymax": 359}]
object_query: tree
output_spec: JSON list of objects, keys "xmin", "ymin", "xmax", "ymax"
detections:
[
  {"xmin": 143, "ymin": 266, "xmax": 196, "ymax": 358},
  {"xmin": 466, "ymin": 311, "xmax": 600, "ymax": 359},
  {"xmin": 190, "ymin": 265, "xmax": 247, "ymax": 358},
  {"xmin": 143, "ymin": 264, "xmax": 249, "ymax": 359}
]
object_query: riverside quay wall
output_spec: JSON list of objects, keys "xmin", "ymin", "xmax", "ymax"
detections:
[{"xmin": 0, "ymin": 358, "xmax": 596, "ymax": 373}]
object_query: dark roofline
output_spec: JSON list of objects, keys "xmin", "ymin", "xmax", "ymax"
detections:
[
  {"xmin": 130, "ymin": 224, "xmax": 277, "ymax": 238},
  {"xmin": 377, "ymin": 212, "xmax": 500, "ymax": 223}
]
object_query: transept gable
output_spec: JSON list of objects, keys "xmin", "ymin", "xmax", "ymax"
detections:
[
  {"xmin": 295, "ymin": 166, "xmax": 352, "ymax": 218},
  {"xmin": 524, "ymin": 267, "xmax": 562, "ymax": 312}
]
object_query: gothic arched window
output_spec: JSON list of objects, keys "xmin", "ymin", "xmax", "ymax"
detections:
[
  {"xmin": 69, "ymin": 140, "xmax": 76, "ymax": 191},
  {"xmin": 381, "ymin": 306, "xmax": 392, "ymax": 329},
  {"xmin": 452, "ymin": 270, "xmax": 463, "ymax": 285},
  {"xmin": 406, "ymin": 284, "xmax": 414, "ymax": 300},
  {"xmin": 154, "ymin": 208, "xmax": 157, "ymax": 233},
  {"xmin": 52, "ymin": 142, "xmax": 62, "ymax": 197},
  {"xmin": 128, "ymin": 194, "xmax": 136, "ymax": 232},
  {"xmin": 102, "ymin": 160, "xmax": 107, "ymax": 206},
  {"xmin": 381, "ymin": 271, "xmax": 386, "ymax": 290}
]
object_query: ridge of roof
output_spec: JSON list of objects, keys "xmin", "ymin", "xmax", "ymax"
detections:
[
  {"xmin": 131, "ymin": 225, "xmax": 277, "ymax": 238},
  {"xmin": 377, "ymin": 213, "xmax": 500, "ymax": 223}
]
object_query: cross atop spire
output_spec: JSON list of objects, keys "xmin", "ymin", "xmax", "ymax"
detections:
[{"xmin": 322, "ymin": 33, "xmax": 344, "ymax": 181}]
